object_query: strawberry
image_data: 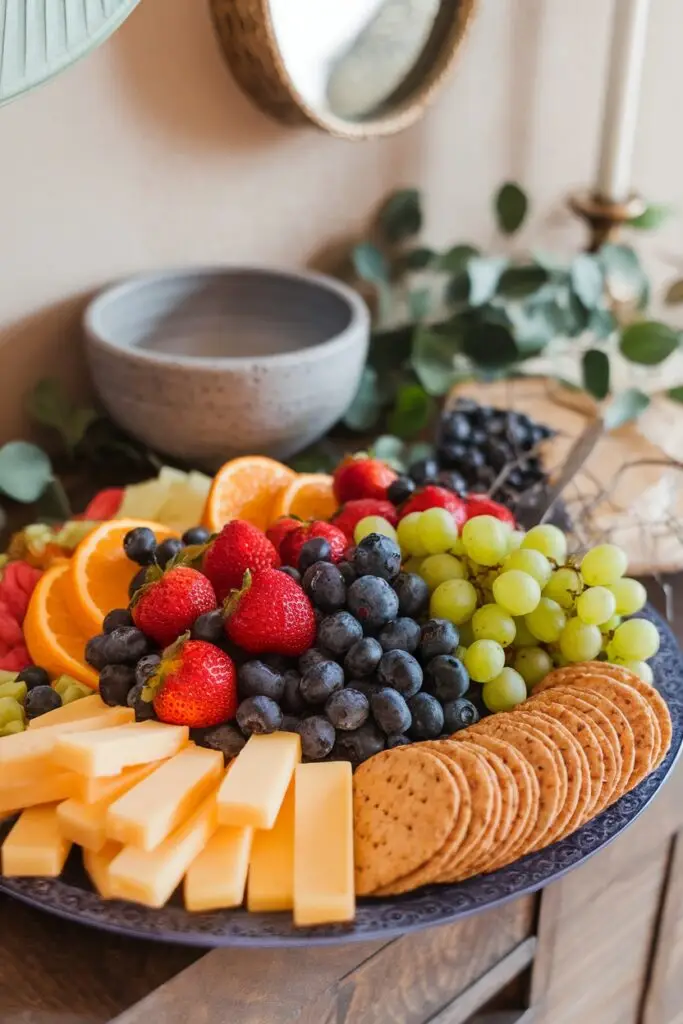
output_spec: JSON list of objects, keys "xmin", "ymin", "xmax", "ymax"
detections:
[
  {"xmin": 225, "ymin": 568, "xmax": 316, "ymax": 656},
  {"xmin": 132, "ymin": 566, "xmax": 217, "ymax": 648},
  {"xmin": 145, "ymin": 637, "xmax": 237, "ymax": 728},
  {"xmin": 332, "ymin": 455, "xmax": 397, "ymax": 503},
  {"xmin": 331, "ymin": 499, "xmax": 398, "ymax": 540},
  {"xmin": 399, "ymin": 486, "xmax": 467, "ymax": 528},
  {"xmin": 465, "ymin": 494, "xmax": 516, "ymax": 526},
  {"xmin": 0, "ymin": 646, "xmax": 31, "ymax": 672},
  {"xmin": 77, "ymin": 488, "xmax": 125, "ymax": 521},
  {"xmin": 280, "ymin": 521, "xmax": 347, "ymax": 568},
  {"xmin": 203, "ymin": 520, "xmax": 280, "ymax": 602},
  {"xmin": 265, "ymin": 516, "xmax": 301, "ymax": 555}
]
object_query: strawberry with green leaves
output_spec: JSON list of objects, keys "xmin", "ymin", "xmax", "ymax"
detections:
[
  {"xmin": 132, "ymin": 565, "xmax": 217, "ymax": 647},
  {"xmin": 225, "ymin": 568, "xmax": 316, "ymax": 656},
  {"xmin": 144, "ymin": 636, "xmax": 237, "ymax": 728}
]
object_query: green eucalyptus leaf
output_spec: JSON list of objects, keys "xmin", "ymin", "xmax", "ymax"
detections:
[
  {"xmin": 570, "ymin": 254, "xmax": 604, "ymax": 310},
  {"xmin": 371, "ymin": 435, "xmax": 407, "ymax": 471},
  {"xmin": 628, "ymin": 203, "xmax": 673, "ymax": 230},
  {"xmin": 589, "ymin": 306, "xmax": 617, "ymax": 339},
  {"xmin": 368, "ymin": 326, "xmax": 413, "ymax": 378},
  {"xmin": 667, "ymin": 386, "xmax": 683, "ymax": 403},
  {"xmin": 0, "ymin": 441, "xmax": 53, "ymax": 503},
  {"xmin": 352, "ymin": 242, "xmax": 389, "ymax": 284},
  {"xmin": 289, "ymin": 443, "xmax": 339, "ymax": 474},
  {"xmin": 411, "ymin": 326, "xmax": 461, "ymax": 397},
  {"xmin": 619, "ymin": 321, "xmax": 679, "ymax": 365},
  {"xmin": 447, "ymin": 271, "xmax": 471, "ymax": 305},
  {"xmin": 599, "ymin": 243, "xmax": 647, "ymax": 302},
  {"xmin": 403, "ymin": 247, "xmax": 435, "ymax": 270},
  {"xmin": 436, "ymin": 245, "xmax": 480, "ymax": 273},
  {"xmin": 343, "ymin": 366, "xmax": 383, "ymax": 431},
  {"xmin": 26, "ymin": 378, "xmax": 98, "ymax": 453},
  {"xmin": 497, "ymin": 265, "xmax": 549, "ymax": 299},
  {"xmin": 462, "ymin": 317, "xmax": 518, "ymax": 367},
  {"xmin": 378, "ymin": 189, "xmax": 422, "ymax": 243},
  {"xmin": 406, "ymin": 441, "xmax": 435, "ymax": 465},
  {"xmin": 664, "ymin": 279, "xmax": 683, "ymax": 305},
  {"xmin": 408, "ymin": 288, "xmax": 431, "ymax": 322},
  {"xmin": 603, "ymin": 388, "xmax": 650, "ymax": 430},
  {"xmin": 495, "ymin": 182, "xmax": 528, "ymax": 235},
  {"xmin": 468, "ymin": 257, "xmax": 507, "ymax": 307},
  {"xmin": 564, "ymin": 292, "xmax": 591, "ymax": 337},
  {"xmin": 386, "ymin": 384, "xmax": 434, "ymax": 439},
  {"xmin": 582, "ymin": 348, "xmax": 610, "ymax": 400}
]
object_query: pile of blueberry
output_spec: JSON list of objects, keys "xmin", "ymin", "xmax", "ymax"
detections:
[
  {"xmin": 124, "ymin": 525, "xmax": 211, "ymax": 596},
  {"xmin": 85, "ymin": 609, "xmax": 161, "ymax": 721}
]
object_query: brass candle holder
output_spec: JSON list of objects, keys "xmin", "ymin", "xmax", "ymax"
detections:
[{"xmin": 569, "ymin": 191, "xmax": 646, "ymax": 251}]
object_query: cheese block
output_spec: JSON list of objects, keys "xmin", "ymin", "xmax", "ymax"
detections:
[
  {"xmin": 247, "ymin": 781, "xmax": 295, "ymax": 912},
  {"xmin": 29, "ymin": 694, "xmax": 108, "ymax": 730},
  {"xmin": 79, "ymin": 759, "xmax": 166, "ymax": 804},
  {"xmin": 107, "ymin": 794, "xmax": 218, "ymax": 908},
  {"xmin": 2, "ymin": 805, "xmax": 72, "ymax": 877},
  {"xmin": 217, "ymin": 732, "xmax": 300, "ymax": 830},
  {"xmin": 83, "ymin": 842, "xmax": 121, "ymax": 899},
  {"xmin": 52, "ymin": 720, "xmax": 189, "ymax": 778},
  {"xmin": 0, "ymin": 771, "xmax": 83, "ymax": 817},
  {"xmin": 57, "ymin": 762, "xmax": 163, "ymax": 851},
  {"xmin": 184, "ymin": 825, "xmax": 252, "ymax": 912},
  {"xmin": 293, "ymin": 761, "xmax": 355, "ymax": 927},
  {"xmin": 0, "ymin": 708, "xmax": 135, "ymax": 771},
  {"xmin": 107, "ymin": 744, "xmax": 224, "ymax": 851}
]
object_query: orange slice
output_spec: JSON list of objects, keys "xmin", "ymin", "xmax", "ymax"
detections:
[
  {"xmin": 269, "ymin": 474, "xmax": 337, "ymax": 523},
  {"xmin": 23, "ymin": 563, "xmax": 99, "ymax": 688},
  {"xmin": 68, "ymin": 519, "xmax": 176, "ymax": 637},
  {"xmin": 203, "ymin": 456, "xmax": 296, "ymax": 533}
]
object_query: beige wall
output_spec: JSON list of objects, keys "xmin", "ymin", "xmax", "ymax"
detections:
[{"xmin": 0, "ymin": 0, "xmax": 682, "ymax": 442}]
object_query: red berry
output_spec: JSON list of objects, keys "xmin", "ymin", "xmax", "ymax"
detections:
[
  {"xmin": 465, "ymin": 494, "xmax": 516, "ymax": 526},
  {"xmin": 333, "ymin": 455, "xmax": 397, "ymax": 503},
  {"xmin": 203, "ymin": 520, "xmax": 280, "ymax": 602},
  {"xmin": 225, "ymin": 568, "xmax": 316, "ymax": 656},
  {"xmin": 331, "ymin": 499, "xmax": 398, "ymax": 540},
  {"xmin": 265, "ymin": 517, "xmax": 301, "ymax": 554},
  {"xmin": 399, "ymin": 486, "xmax": 467, "ymax": 528},
  {"xmin": 78, "ymin": 488, "xmax": 125, "ymax": 521},
  {"xmin": 132, "ymin": 566, "xmax": 217, "ymax": 648},
  {"xmin": 280, "ymin": 521, "xmax": 347, "ymax": 568},
  {"xmin": 150, "ymin": 639, "xmax": 237, "ymax": 728}
]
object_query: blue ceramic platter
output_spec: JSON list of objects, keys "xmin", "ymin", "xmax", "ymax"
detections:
[{"xmin": 1, "ymin": 605, "xmax": 681, "ymax": 949}]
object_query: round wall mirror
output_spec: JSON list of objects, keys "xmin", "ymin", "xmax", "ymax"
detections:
[{"xmin": 210, "ymin": 0, "xmax": 477, "ymax": 139}]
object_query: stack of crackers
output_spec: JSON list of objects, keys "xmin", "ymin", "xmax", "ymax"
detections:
[{"xmin": 354, "ymin": 662, "xmax": 672, "ymax": 897}]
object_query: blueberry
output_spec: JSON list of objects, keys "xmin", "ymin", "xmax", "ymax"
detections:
[
  {"xmin": 127, "ymin": 681, "xmax": 157, "ymax": 721},
  {"xmin": 279, "ymin": 565, "xmax": 302, "ymax": 584},
  {"xmin": 408, "ymin": 692, "xmax": 444, "ymax": 739},
  {"xmin": 353, "ymin": 534, "xmax": 401, "ymax": 582},
  {"xmin": 104, "ymin": 627, "xmax": 151, "ymax": 665},
  {"xmin": 103, "ymin": 608, "xmax": 134, "ymax": 634},
  {"xmin": 282, "ymin": 670, "xmax": 306, "ymax": 713},
  {"xmin": 135, "ymin": 654, "xmax": 161, "ymax": 687},
  {"xmin": 99, "ymin": 664, "xmax": 136, "ymax": 706},
  {"xmin": 155, "ymin": 538, "xmax": 184, "ymax": 569},
  {"xmin": 333, "ymin": 722, "xmax": 385, "ymax": 765},
  {"xmin": 441, "ymin": 412, "xmax": 471, "ymax": 443},
  {"xmin": 344, "ymin": 637, "xmax": 383, "ymax": 678},
  {"xmin": 337, "ymin": 560, "xmax": 357, "ymax": 585},
  {"xmin": 24, "ymin": 685, "xmax": 61, "ymax": 719},
  {"xmin": 238, "ymin": 660, "xmax": 285, "ymax": 701},
  {"xmin": 195, "ymin": 722, "xmax": 246, "ymax": 761},
  {"xmin": 299, "ymin": 537, "xmax": 332, "ymax": 573},
  {"xmin": 437, "ymin": 470, "xmax": 467, "ymax": 495},
  {"xmin": 393, "ymin": 573, "xmax": 430, "ymax": 619},
  {"xmin": 298, "ymin": 648, "xmax": 329, "ymax": 674},
  {"xmin": 300, "ymin": 661, "xmax": 344, "ymax": 704},
  {"xmin": 191, "ymin": 609, "xmax": 225, "ymax": 644},
  {"xmin": 302, "ymin": 561, "xmax": 346, "ymax": 612},
  {"xmin": 317, "ymin": 611, "xmax": 363, "ymax": 657},
  {"xmin": 123, "ymin": 527, "xmax": 157, "ymax": 566},
  {"xmin": 443, "ymin": 697, "xmax": 480, "ymax": 733},
  {"xmin": 281, "ymin": 714, "xmax": 302, "ymax": 734},
  {"xmin": 386, "ymin": 733, "xmax": 411, "ymax": 748},
  {"xmin": 387, "ymin": 476, "xmax": 416, "ymax": 505},
  {"xmin": 182, "ymin": 526, "xmax": 210, "ymax": 546},
  {"xmin": 377, "ymin": 649, "xmax": 423, "ymax": 698},
  {"xmin": 237, "ymin": 695, "xmax": 283, "ymax": 735},
  {"xmin": 424, "ymin": 655, "xmax": 470, "ymax": 701},
  {"xmin": 85, "ymin": 635, "xmax": 111, "ymax": 671},
  {"xmin": 261, "ymin": 654, "xmax": 291, "ymax": 673},
  {"xmin": 408, "ymin": 457, "xmax": 439, "ymax": 485},
  {"xmin": 325, "ymin": 688, "xmax": 369, "ymax": 731},
  {"xmin": 347, "ymin": 576, "xmax": 399, "ymax": 633},
  {"xmin": 128, "ymin": 567, "xmax": 149, "ymax": 599},
  {"xmin": 438, "ymin": 442, "xmax": 468, "ymax": 468},
  {"xmin": 419, "ymin": 619, "xmax": 460, "ymax": 662},
  {"xmin": 370, "ymin": 688, "xmax": 412, "ymax": 735},
  {"xmin": 16, "ymin": 666, "xmax": 50, "ymax": 691},
  {"xmin": 298, "ymin": 716, "xmax": 336, "ymax": 760},
  {"xmin": 378, "ymin": 617, "xmax": 421, "ymax": 654}
]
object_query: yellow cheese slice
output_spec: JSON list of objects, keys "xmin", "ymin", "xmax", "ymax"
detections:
[
  {"xmin": 293, "ymin": 762, "xmax": 355, "ymax": 927},
  {"xmin": 107, "ymin": 744, "xmax": 224, "ymax": 851},
  {"xmin": 56, "ymin": 761, "xmax": 163, "ymax": 851},
  {"xmin": 217, "ymin": 732, "xmax": 301, "ymax": 830},
  {"xmin": 83, "ymin": 842, "xmax": 121, "ymax": 899},
  {"xmin": 0, "ymin": 708, "xmax": 135, "ymax": 770},
  {"xmin": 107, "ymin": 793, "xmax": 218, "ymax": 908},
  {"xmin": 29, "ymin": 694, "xmax": 108, "ymax": 730},
  {"xmin": 78, "ymin": 759, "xmax": 166, "ymax": 804},
  {"xmin": 184, "ymin": 825, "xmax": 252, "ymax": 912},
  {"xmin": 2, "ymin": 805, "xmax": 72, "ymax": 877},
  {"xmin": 52, "ymin": 720, "xmax": 189, "ymax": 778},
  {"xmin": 247, "ymin": 781, "xmax": 295, "ymax": 912},
  {"xmin": 0, "ymin": 771, "xmax": 83, "ymax": 817}
]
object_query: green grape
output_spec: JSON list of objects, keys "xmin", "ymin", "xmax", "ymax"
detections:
[
  {"xmin": 608, "ymin": 578, "xmax": 647, "ymax": 616},
  {"xmin": 0, "ymin": 719, "xmax": 25, "ymax": 737},
  {"xmin": 0, "ymin": 695, "xmax": 24, "ymax": 727},
  {"xmin": 611, "ymin": 619, "xmax": 660, "ymax": 660},
  {"xmin": 461, "ymin": 515, "xmax": 510, "ymax": 566},
  {"xmin": 451, "ymin": 537, "xmax": 466, "ymax": 556},
  {"xmin": 397, "ymin": 512, "xmax": 429, "ymax": 557},
  {"xmin": 513, "ymin": 616, "xmax": 538, "ymax": 647},
  {"xmin": 543, "ymin": 567, "xmax": 583, "ymax": 610},
  {"xmin": 521, "ymin": 524, "xmax": 567, "ymax": 562},
  {"xmin": 0, "ymin": 680, "xmax": 27, "ymax": 704},
  {"xmin": 455, "ymin": 644, "xmax": 469, "ymax": 661},
  {"xmin": 618, "ymin": 659, "xmax": 654, "ymax": 684},
  {"xmin": 403, "ymin": 555, "xmax": 426, "ymax": 575},
  {"xmin": 600, "ymin": 614, "xmax": 622, "ymax": 634},
  {"xmin": 550, "ymin": 646, "xmax": 571, "ymax": 667},
  {"xmin": 514, "ymin": 646, "xmax": 553, "ymax": 689},
  {"xmin": 472, "ymin": 603, "xmax": 516, "ymax": 647},
  {"xmin": 483, "ymin": 668, "xmax": 527, "ymax": 712},
  {"xmin": 419, "ymin": 554, "xmax": 466, "ymax": 592},
  {"xmin": 507, "ymin": 530, "xmax": 525, "ymax": 552},
  {"xmin": 503, "ymin": 548, "xmax": 552, "ymax": 587},
  {"xmin": 576, "ymin": 586, "xmax": 617, "ymax": 626},
  {"xmin": 62, "ymin": 683, "xmax": 91, "ymax": 705},
  {"xmin": 418, "ymin": 507, "xmax": 459, "ymax": 554},
  {"xmin": 355, "ymin": 515, "xmax": 399, "ymax": 545},
  {"xmin": 559, "ymin": 618, "xmax": 602, "ymax": 662},
  {"xmin": 464, "ymin": 639, "xmax": 506, "ymax": 683},
  {"xmin": 492, "ymin": 570, "xmax": 541, "ymax": 616},
  {"xmin": 580, "ymin": 543, "xmax": 628, "ymax": 586},
  {"xmin": 0, "ymin": 670, "xmax": 18, "ymax": 685},
  {"xmin": 459, "ymin": 620, "xmax": 475, "ymax": 647},
  {"xmin": 525, "ymin": 597, "xmax": 566, "ymax": 642},
  {"xmin": 430, "ymin": 578, "xmax": 478, "ymax": 625}
]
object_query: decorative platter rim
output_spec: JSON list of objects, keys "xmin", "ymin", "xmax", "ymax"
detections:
[{"xmin": 2, "ymin": 603, "xmax": 681, "ymax": 949}]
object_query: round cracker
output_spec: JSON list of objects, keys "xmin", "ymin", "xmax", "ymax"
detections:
[
  {"xmin": 451, "ymin": 738, "xmax": 518, "ymax": 877},
  {"xmin": 528, "ymin": 699, "xmax": 606, "ymax": 821},
  {"xmin": 353, "ymin": 747, "xmax": 460, "ymax": 895}
]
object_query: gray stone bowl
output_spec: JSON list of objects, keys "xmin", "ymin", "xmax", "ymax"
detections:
[{"xmin": 83, "ymin": 267, "xmax": 370, "ymax": 467}]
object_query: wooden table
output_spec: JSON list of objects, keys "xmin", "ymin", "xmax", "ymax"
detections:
[{"xmin": 2, "ymin": 579, "xmax": 682, "ymax": 1024}]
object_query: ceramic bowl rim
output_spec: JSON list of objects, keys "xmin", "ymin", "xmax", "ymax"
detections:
[{"xmin": 83, "ymin": 265, "xmax": 370, "ymax": 371}]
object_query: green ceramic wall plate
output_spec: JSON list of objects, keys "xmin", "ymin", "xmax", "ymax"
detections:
[{"xmin": 0, "ymin": 0, "xmax": 139, "ymax": 107}]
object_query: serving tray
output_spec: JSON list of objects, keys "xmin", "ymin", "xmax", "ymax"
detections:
[{"xmin": 1, "ymin": 604, "xmax": 681, "ymax": 949}]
